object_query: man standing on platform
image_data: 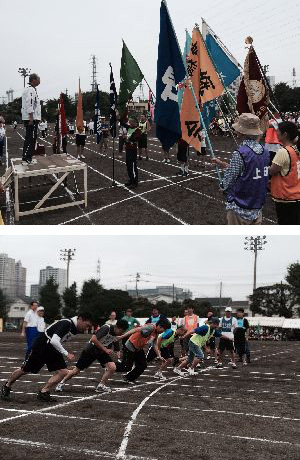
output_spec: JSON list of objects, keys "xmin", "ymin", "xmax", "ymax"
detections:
[{"xmin": 21, "ymin": 73, "xmax": 41, "ymax": 164}]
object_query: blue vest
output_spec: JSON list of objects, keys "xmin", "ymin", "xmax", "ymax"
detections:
[
  {"xmin": 221, "ymin": 317, "xmax": 233, "ymax": 332},
  {"xmin": 227, "ymin": 144, "xmax": 270, "ymax": 210}
]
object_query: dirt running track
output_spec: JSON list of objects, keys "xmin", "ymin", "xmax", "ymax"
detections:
[
  {"xmin": 0, "ymin": 333, "xmax": 299, "ymax": 460},
  {"xmin": 0, "ymin": 125, "xmax": 277, "ymax": 225}
]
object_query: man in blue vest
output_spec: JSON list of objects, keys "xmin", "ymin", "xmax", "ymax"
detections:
[
  {"xmin": 213, "ymin": 113, "xmax": 270, "ymax": 225},
  {"xmin": 217, "ymin": 307, "xmax": 238, "ymax": 369},
  {"xmin": 234, "ymin": 308, "xmax": 251, "ymax": 364}
]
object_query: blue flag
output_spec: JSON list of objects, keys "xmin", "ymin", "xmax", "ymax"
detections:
[
  {"xmin": 178, "ymin": 30, "xmax": 192, "ymax": 110},
  {"xmin": 155, "ymin": 0, "xmax": 186, "ymax": 151},
  {"xmin": 205, "ymin": 32, "xmax": 240, "ymax": 87},
  {"xmin": 94, "ymin": 86, "xmax": 102, "ymax": 144},
  {"xmin": 202, "ymin": 100, "xmax": 216, "ymax": 130}
]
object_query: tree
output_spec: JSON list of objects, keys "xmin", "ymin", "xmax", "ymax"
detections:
[
  {"xmin": 39, "ymin": 278, "xmax": 62, "ymax": 324},
  {"xmin": 285, "ymin": 262, "xmax": 300, "ymax": 316},
  {"xmin": 79, "ymin": 278, "xmax": 104, "ymax": 324},
  {"xmin": 0, "ymin": 288, "xmax": 8, "ymax": 321},
  {"xmin": 250, "ymin": 283, "xmax": 296, "ymax": 318},
  {"xmin": 62, "ymin": 282, "xmax": 78, "ymax": 318}
]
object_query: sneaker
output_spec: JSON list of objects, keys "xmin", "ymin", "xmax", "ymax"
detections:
[
  {"xmin": 55, "ymin": 382, "xmax": 65, "ymax": 392},
  {"xmin": 243, "ymin": 361, "xmax": 248, "ymax": 366},
  {"xmin": 216, "ymin": 363, "xmax": 223, "ymax": 368},
  {"xmin": 166, "ymin": 159, "xmax": 171, "ymax": 164},
  {"xmin": 124, "ymin": 181, "xmax": 134, "ymax": 187},
  {"xmin": 183, "ymin": 171, "xmax": 189, "ymax": 177},
  {"xmin": 206, "ymin": 356, "xmax": 211, "ymax": 360},
  {"xmin": 214, "ymin": 359, "xmax": 219, "ymax": 364},
  {"xmin": 162, "ymin": 159, "xmax": 166, "ymax": 163},
  {"xmin": 173, "ymin": 367, "xmax": 186, "ymax": 377},
  {"xmin": 176, "ymin": 171, "xmax": 184, "ymax": 176},
  {"xmin": 231, "ymin": 363, "xmax": 237, "ymax": 369},
  {"xmin": 1, "ymin": 383, "xmax": 11, "ymax": 400},
  {"xmin": 187, "ymin": 368, "xmax": 198, "ymax": 376},
  {"xmin": 154, "ymin": 372, "xmax": 166, "ymax": 381},
  {"xmin": 37, "ymin": 391, "xmax": 57, "ymax": 403},
  {"xmin": 95, "ymin": 383, "xmax": 112, "ymax": 393}
]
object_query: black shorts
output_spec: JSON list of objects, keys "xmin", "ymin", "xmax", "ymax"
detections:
[
  {"xmin": 76, "ymin": 134, "xmax": 86, "ymax": 146},
  {"xmin": 146, "ymin": 345, "xmax": 174, "ymax": 362},
  {"xmin": 208, "ymin": 337, "xmax": 216, "ymax": 350},
  {"xmin": 138, "ymin": 134, "xmax": 147, "ymax": 149},
  {"xmin": 22, "ymin": 334, "xmax": 67, "ymax": 374},
  {"xmin": 219, "ymin": 337, "xmax": 234, "ymax": 352},
  {"xmin": 76, "ymin": 348, "xmax": 113, "ymax": 370}
]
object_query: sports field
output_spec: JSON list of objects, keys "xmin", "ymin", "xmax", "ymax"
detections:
[
  {"xmin": 0, "ymin": 125, "xmax": 277, "ymax": 225},
  {"xmin": 0, "ymin": 333, "xmax": 299, "ymax": 460}
]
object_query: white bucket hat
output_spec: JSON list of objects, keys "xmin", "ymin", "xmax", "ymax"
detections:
[{"xmin": 232, "ymin": 113, "xmax": 263, "ymax": 136}]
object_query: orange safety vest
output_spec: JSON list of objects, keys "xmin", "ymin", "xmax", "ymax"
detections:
[
  {"xmin": 265, "ymin": 125, "xmax": 281, "ymax": 145},
  {"xmin": 129, "ymin": 325, "xmax": 156, "ymax": 349},
  {"xmin": 184, "ymin": 314, "xmax": 199, "ymax": 332},
  {"xmin": 271, "ymin": 146, "xmax": 300, "ymax": 201}
]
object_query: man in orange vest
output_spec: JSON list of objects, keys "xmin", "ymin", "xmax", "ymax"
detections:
[
  {"xmin": 269, "ymin": 121, "xmax": 300, "ymax": 224},
  {"xmin": 181, "ymin": 307, "xmax": 199, "ymax": 356},
  {"xmin": 116, "ymin": 318, "xmax": 171, "ymax": 384},
  {"xmin": 265, "ymin": 113, "xmax": 282, "ymax": 164}
]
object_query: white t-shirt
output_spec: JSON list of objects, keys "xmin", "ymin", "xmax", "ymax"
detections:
[
  {"xmin": 88, "ymin": 121, "xmax": 94, "ymax": 130},
  {"xmin": 37, "ymin": 316, "xmax": 45, "ymax": 332},
  {"xmin": 24, "ymin": 309, "xmax": 38, "ymax": 327},
  {"xmin": 219, "ymin": 316, "xmax": 238, "ymax": 340}
]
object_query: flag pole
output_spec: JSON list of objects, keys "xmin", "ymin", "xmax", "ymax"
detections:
[{"xmin": 112, "ymin": 136, "xmax": 116, "ymax": 186}]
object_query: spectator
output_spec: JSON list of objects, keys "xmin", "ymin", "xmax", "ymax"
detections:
[
  {"xmin": 0, "ymin": 118, "xmax": 6, "ymax": 165},
  {"xmin": 269, "ymin": 121, "xmax": 300, "ymax": 225},
  {"xmin": 21, "ymin": 301, "xmax": 39, "ymax": 359},
  {"xmin": 105, "ymin": 311, "xmax": 117, "ymax": 326},
  {"xmin": 21, "ymin": 73, "xmax": 41, "ymax": 164},
  {"xmin": 37, "ymin": 306, "xmax": 46, "ymax": 334},
  {"xmin": 214, "ymin": 113, "xmax": 270, "ymax": 225}
]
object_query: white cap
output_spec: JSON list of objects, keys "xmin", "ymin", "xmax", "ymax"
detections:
[
  {"xmin": 225, "ymin": 307, "xmax": 232, "ymax": 312},
  {"xmin": 37, "ymin": 306, "xmax": 44, "ymax": 311}
]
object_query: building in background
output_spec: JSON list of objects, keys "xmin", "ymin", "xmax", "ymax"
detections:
[
  {"xmin": 267, "ymin": 76, "xmax": 276, "ymax": 89},
  {"xmin": 15, "ymin": 261, "xmax": 27, "ymax": 298},
  {"xmin": 0, "ymin": 253, "xmax": 17, "ymax": 300},
  {"xmin": 39, "ymin": 266, "xmax": 67, "ymax": 295},
  {"xmin": 6, "ymin": 298, "xmax": 30, "ymax": 329},
  {"xmin": 30, "ymin": 284, "xmax": 40, "ymax": 301},
  {"xmin": 127, "ymin": 285, "xmax": 193, "ymax": 303},
  {"xmin": 194, "ymin": 297, "xmax": 251, "ymax": 316}
]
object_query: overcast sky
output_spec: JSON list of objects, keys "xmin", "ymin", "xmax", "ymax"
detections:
[
  {"xmin": 1, "ymin": 0, "xmax": 299, "ymax": 102},
  {"xmin": 1, "ymin": 235, "xmax": 298, "ymax": 300}
]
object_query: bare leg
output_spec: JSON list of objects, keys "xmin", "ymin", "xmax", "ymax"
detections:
[
  {"xmin": 190, "ymin": 357, "xmax": 201, "ymax": 369},
  {"xmin": 60, "ymin": 367, "xmax": 81, "ymax": 385},
  {"xmin": 160, "ymin": 358, "xmax": 172, "ymax": 372},
  {"xmin": 41, "ymin": 369, "xmax": 69, "ymax": 393},
  {"xmin": 7, "ymin": 368, "xmax": 27, "ymax": 387},
  {"xmin": 101, "ymin": 362, "xmax": 116, "ymax": 386}
]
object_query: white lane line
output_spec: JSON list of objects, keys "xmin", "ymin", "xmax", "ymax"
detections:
[{"xmin": 0, "ymin": 437, "xmax": 156, "ymax": 460}]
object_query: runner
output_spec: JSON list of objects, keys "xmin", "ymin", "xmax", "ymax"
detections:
[
  {"xmin": 217, "ymin": 307, "xmax": 238, "ymax": 369},
  {"xmin": 1, "ymin": 313, "xmax": 93, "ymax": 402},
  {"xmin": 116, "ymin": 318, "xmax": 171, "ymax": 384},
  {"xmin": 205, "ymin": 311, "xmax": 218, "ymax": 364},
  {"xmin": 138, "ymin": 114, "xmax": 150, "ymax": 160},
  {"xmin": 174, "ymin": 317, "xmax": 222, "ymax": 376},
  {"xmin": 55, "ymin": 319, "xmax": 128, "ymax": 394},
  {"xmin": 146, "ymin": 325, "xmax": 186, "ymax": 380},
  {"xmin": 234, "ymin": 308, "xmax": 250, "ymax": 365}
]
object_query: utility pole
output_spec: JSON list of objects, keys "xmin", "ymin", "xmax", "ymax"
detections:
[
  {"xmin": 172, "ymin": 284, "xmax": 175, "ymax": 302},
  {"xmin": 18, "ymin": 67, "xmax": 31, "ymax": 88},
  {"xmin": 219, "ymin": 281, "xmax": 223, "ymax": 310},
  {"xmin": 292, "ymin": 68, "xmax": 297, "ymax": 88},
  {"xmin": 90, "ymin": 55, "xmax": 98, "ymax": 92},
  {"xmin": 244, "ymin": 236, "xmax": 268, "ymax": 316},
  {"xmin": 59, "ymin": 249, "xmax": 76, "ymax": 288},
  {"xmin": 135, "ymin": 272, "xmax": 141, "ymax": 299},
  {"xmin": 96, "ymin": 259, "xmax": 101, "ymax": 282}
]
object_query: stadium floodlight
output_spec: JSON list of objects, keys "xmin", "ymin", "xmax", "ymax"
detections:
[
  {"xmin": 59, "ymin": 248, "xmax": 76, "ymax": 288},
  {"xmin": 244, "ymin": 236, "xmax": 268, "ymax": 316},
  {"xmin": 18, "ymin": 68, "xmax": 31, "ymax": 88}
]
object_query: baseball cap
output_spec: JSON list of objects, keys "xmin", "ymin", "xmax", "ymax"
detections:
[{"xmin": 225, "ymin": 307, "xmax": 232, "ymax": 312}]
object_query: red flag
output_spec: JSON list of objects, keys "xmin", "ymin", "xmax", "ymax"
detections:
[{"xmin": 237, "ymin": 45, "xmax": 269, "ymax": 131}]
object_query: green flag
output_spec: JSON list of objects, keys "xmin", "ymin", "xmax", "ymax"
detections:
[{"xmin": 119, "ymin": 41, "xmax": 144, "ymax": 120}]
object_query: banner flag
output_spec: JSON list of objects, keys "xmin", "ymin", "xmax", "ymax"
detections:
[
  {"xmin": 119, "ymin": 41, "xmax": 144, "ymax": 120},
  {"xmin": 203, "ymin": 20, "xmax": 241, "ymax": 88},
  {"xmin": 76, "ymin": 79, "xmax": 84, "ymax": 133},
  {"xmin": 178, "ymin": 30, "xmax": 192, "ymax": 110},
  {"xmin": 181, "ymin": 27, "xmax": 224, "ymax": 150},
  {"xmin": 110, "ymin": 64, "xmax": 118, "ymax": 138},
  {"xmin": 155, "ymin": 0, "xmax": 186, "ymax": 151},
  {"xmin": 237, "ymin": 43, "xmax": 269, "ymax": 131},
  {"xmin": 94, "ymin": 85, "xmax": 102, "ymax": 144}
]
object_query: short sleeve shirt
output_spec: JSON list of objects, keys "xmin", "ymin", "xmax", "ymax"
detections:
[{"xmin": 24, "ymin": 309, "xmax": 38, "ymax": 327}]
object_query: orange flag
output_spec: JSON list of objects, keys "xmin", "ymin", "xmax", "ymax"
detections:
[
  {"xmin": 76, "ymin": 78, "xmax": 84, "ymax": 133},
  {"xmin": 181, "ymin": 27, "xmax": 224, "ymax": 151}
]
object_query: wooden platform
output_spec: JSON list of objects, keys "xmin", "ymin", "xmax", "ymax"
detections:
[{"xmin": 10, "ymin": 154, "xmax": 87, "ymax": 221}]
